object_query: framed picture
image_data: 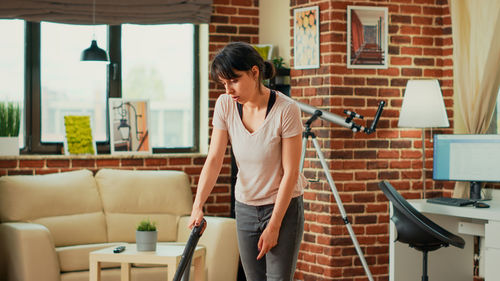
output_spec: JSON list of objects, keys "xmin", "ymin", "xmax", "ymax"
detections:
[
  {"xmin": 109, "ymin": 98, "xmax": 152, "ymax": 154},
  {"xmin": 294, "ymin": 6, "xmax": 320, "ymax": 69},
  {"xmin": 63, "ymin": 115, "xmax": 96, "ymax": 155},
  {"xmin": 347, "ymin": 6, "xmax": 388, "ymax": 69}
]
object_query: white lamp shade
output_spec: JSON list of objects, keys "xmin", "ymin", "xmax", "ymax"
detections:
[{"xmin": 398, "ymin": 79, "xmax": 450, "ymax": 128}]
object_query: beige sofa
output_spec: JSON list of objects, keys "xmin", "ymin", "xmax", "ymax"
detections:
[{"xmin": 0, "ymin": 169, "xmax": 239, "ymax": 281}]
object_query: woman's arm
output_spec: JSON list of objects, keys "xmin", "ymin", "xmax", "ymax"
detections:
[
  {"xmin": 257, "ymin": 133, "xmax": 302, "ymax": 259},
  {"xmin": 188, "ymin": 128, "xmax": 229, "ymax": 228}
]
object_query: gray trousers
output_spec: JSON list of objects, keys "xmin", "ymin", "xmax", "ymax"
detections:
[{"xmin": 235, "ymin": 196, "xmax": 304, "ymax": 281}]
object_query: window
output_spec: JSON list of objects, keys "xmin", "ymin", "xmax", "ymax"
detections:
[
  {"xmin": 0, "ymin": 19, "xmax": 25, "ymax": 148},
  {"xmin": 121, "ymin": 24, "xmax": 196, "ymax": 148},
  {"xmin": 41, "ymin": 22, "xmax": 108, "ymax": 142},
  {"xmin": 1, "ymin": 21, "xmax": 199, "ymax": 154}
]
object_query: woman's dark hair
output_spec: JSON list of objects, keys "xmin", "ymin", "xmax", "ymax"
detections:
[{"xmin": 210, "ymin": 42, "xmax": 276, "ymax": 85}]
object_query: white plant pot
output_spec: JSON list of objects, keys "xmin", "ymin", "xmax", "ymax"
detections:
[
  {"xmin": 0, "ymin": 137, "xmax": 19, "ymax": 156},
  {"xmin": 136, "ymin": 230, "xmax": 158, "ymax": 251}
]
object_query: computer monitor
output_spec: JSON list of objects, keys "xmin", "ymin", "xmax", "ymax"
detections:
[{"xmin": 433, "ymin": 134, "xmax": 500, "ymax": 200}]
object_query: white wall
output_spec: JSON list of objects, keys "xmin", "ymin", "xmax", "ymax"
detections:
[{"xmin": 259, "ymin": 0, "xmax": 291, "ymax": 66}]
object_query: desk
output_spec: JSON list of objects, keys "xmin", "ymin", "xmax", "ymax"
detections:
[
  {"xmin": 389, "ymin": 196, "xmax": 500, "ymax": 281},
  {"xmin": 89, "ymin": 244, "xmax": 206, "ymax": 281}
]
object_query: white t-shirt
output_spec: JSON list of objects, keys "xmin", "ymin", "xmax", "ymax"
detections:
[{"xmin": 212, "ymin": 91, "xmax": 307, "ymax": 206}]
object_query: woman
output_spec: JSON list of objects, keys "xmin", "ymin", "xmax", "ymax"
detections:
[{"xmin": 188, "ymin": 42, "xmax": 307, "ymax": 281}]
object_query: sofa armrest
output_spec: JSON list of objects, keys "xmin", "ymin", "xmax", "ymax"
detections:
[
  {"xmin": 0, "ymin": 222, "xmax": 60, "ymax": 281},
  {"xmin": 177, "ymin": 216, "xmax": 239, "ymax": 281}
]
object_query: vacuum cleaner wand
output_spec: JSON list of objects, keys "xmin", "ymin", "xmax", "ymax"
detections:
[{"xmin": 172, "ymin": 219, "xmax": 207, "ymax": 281}]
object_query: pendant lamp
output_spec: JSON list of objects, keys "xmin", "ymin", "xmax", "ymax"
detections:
[{"xmin": 81, "ymin": 0, "xmax": 109, "ymax": 62}]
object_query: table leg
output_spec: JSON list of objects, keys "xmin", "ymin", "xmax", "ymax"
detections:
[
  {"xmin": 193, "ymin": 254, "xmax": 205, "ymax": 281},
  {"xmin": 168, "ymin": 261, "xmax": 177, "ymax": 281},
  {"xmin": 89, "ymin": 260, "xmax": 101, "ymax": 281},
  {"xmin": 121, "ymin": 262, "xmax": 131, "ymax": 281}
]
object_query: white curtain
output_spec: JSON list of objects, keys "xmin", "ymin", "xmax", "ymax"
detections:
[{"xmin": 450, "ymin": 0, "xmax": 500, "ymax": 197}]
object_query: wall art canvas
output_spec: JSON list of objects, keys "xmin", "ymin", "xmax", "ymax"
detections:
[
  {"xmin": 294, "ymin": 6, "xmax": 320, "ymax": 69},
  {"xmin": 109, "ymin": 98, "xmax": 151, "ymax": 154},
  {"xmin": 347, "ymin": 6, "xmax": 388, "ymax": 69},
  {"xmin": 63, "ymin": 115, "xmax": 96, "ymax": 155}
]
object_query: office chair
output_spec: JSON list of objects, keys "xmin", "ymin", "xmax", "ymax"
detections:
[{"xmin": 378, "ymin": 181, "xmax": 465, "ymax": 281}]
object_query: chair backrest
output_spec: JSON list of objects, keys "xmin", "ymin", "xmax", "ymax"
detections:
[{"xmin": 378, "ymin": 181, "xmax": 465, "ymax": 251}]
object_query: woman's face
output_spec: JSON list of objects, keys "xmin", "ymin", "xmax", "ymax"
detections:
[{"xmin": 219, "ymin": 66, "xmax": 259, "ymax": 104}]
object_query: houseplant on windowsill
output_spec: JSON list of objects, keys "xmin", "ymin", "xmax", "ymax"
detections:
[
  {"xmin": 0, "ymin": 102, "xmax": 20, "ymax": 156},
  {"xmin": 136, "ymin": 218, "xmax": 158, "ymax": 251}
]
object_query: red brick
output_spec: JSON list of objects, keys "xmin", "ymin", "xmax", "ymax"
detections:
[
  {"xmin": 19, "ymin": 160, "xmax": 44, "ymax": 168},
  {"xmin": 215, "ymin": 6, "xmax": 236, "ymax": 14},
  {"xmin": 414, "ymin": 57, "xmax": 435, "ymax": 66},
  {"xmin": 97, "ymin": 159, "xmax": 120, "ymax": 167},
  {"xmin": 401, "ymin": 67, "xmax": 423, "ymax": 76},
  {"xmin": 121, "ymin": 159, "xmax": 144, "ymax": 167},
  {"xmin": 401, "ymin": 47, "xmax": 422, "ymax": 55},
  {"xmin": 238, "ymin": 8, "xmax": 258, "ymax": 16},
  {"xmin": 423, "ymin": 6, "xmax": 443, "ymax": 15},
  {"xmin": 400, "ymin": 26, "xmax": 421, "ymax": 35},
  {"xmin": 72, "ymin": 159, "xmax": 95, "ymax": 168},
  {"xmin": 47, "ymin": 160, "xmax": 70, "ymax": 168},
  {"xmin": 413, "ymin": 16, "xmax": 433, "ymax": 25},
  {"xmin": 145, "ymin": 158, "xmax": 167, "ymax": 166},
  {"xmin": 216, "ymin": 25, "xmax": 237, "ymax": 34},
  {"xmin": 8, "ymin": 170, "xmax": 34, "ymax": 176},
  {"xmin": 0, "ymin": 160, "xmax": 18, "ymax": 168},
  {"xmin": 231, "ymin": 0, "xmax": 251, "ymax": 6},
  {"xmin": 390, "ymin": 57, "xmax": 412, "ymax": 65},
  {"xmin": 238, "ymin": 26, "xmax": 258, "ymax": 35},
  {"xmin": 230, "ymin": 16, "xmax": 251, "ymax": 24},
  {"xmin": 169, "ymin": 158, "xmax": 191, "ymax": 165},
  {"xmin": 424, "ymin": 68, "xmax": 443, "ymax": 77},
  {"xmin": 355, "ymin": 171, "xmax": 377, "ymax": 180},
  {"xmin": 401, "ymin": 5, "xmax": 422, "ymax": 14}
]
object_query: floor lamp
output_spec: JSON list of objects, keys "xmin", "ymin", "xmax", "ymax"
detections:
[{"xmin": 398, "ymin": 80, "xmax": 449, "ymax": 198}]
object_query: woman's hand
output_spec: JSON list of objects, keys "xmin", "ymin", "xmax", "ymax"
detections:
[
  {"xmin": 256, "ymin": 224, "xmax": 280, "ymax": 260},
  {"xmin": 188, "ymin": 207, "xmax": 204, "ymax": 229}
]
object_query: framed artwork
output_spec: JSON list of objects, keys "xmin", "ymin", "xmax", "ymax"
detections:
[
  {"xmin": 294, "ymin": 6, "xmax": 320, "ymax": 69},
  {"xmin": 347, "ymin": 6, "xmax": 388, "ymax": 69},
  {"xmin": 109, "ymin": 98, "xmax": 152, "ymax": 154},
  {"xmin": 63, "ymin": 115, "xmax": 96, "ymax": 155}
]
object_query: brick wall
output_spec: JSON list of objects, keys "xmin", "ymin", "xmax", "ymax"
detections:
[
  {"xmin": 1, "ymin": 0, "xmax": 485, "ymax": 280},
  {"xmin": 289, "ymin": 0, "xmax": 453, "ymax": 280}
]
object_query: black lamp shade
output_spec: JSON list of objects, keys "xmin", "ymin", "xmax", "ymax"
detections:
[{"xmin": 81, "ymin": 40, "xmax": 109, "ymax": 62}]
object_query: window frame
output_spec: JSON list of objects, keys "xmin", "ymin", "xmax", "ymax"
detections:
[{"xmin": 21, "ymin": 22, "xmax": 200, "ymax": 154}]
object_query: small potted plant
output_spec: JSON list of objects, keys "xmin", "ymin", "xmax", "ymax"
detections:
[
  {"xmin": 0, "ymin": 102, "xmax": 21, "ymax": 156},
  {"xmin": 271, "ymin": 56, "xmax": 290, "ymax": 85},
  {"xmin": 136, "ymin": 218, "xmax": 158, "ymax": 251}
]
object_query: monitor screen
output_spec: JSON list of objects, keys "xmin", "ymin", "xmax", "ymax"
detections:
[{"xmin": 433, "ymin": 134, "xmax": 500, "ymax": 182}]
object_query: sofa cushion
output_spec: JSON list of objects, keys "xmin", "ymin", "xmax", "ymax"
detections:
[
  {"xmin": 106, "ymin": 213, "xmax": 178, "ymax": 242},
  {"xmin": 0, "ymin": 169, "xmax": 107, "ymax": 246},
  {"xmin": 95, "ymin": 169, "xmax": 193, "ymax": 242},
  {"xmin": 32, "ymin": 213, "xmax": 107, "ymax": 247},
  {"xmin": 57, "ymin": 243, "xmax": 125, "ymax": 272}
]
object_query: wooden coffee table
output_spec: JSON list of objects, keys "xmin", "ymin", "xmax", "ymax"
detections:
[{"xmin": 89, "ymin": 243, "xmax": 205, "ymax": 281}]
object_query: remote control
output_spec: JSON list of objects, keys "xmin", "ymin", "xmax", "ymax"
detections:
[{"xmin": 113, "ymin": 246, "xmax": 126, "ymax": 253}]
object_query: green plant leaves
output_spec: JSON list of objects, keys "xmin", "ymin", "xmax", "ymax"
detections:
[
  {"xmin": 0, "ymin": 102, "xmax": 20, "ymax": 137},
  {"xmin": 137, "ymin": 218, "xmax": 157, "ymax": 231}
]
